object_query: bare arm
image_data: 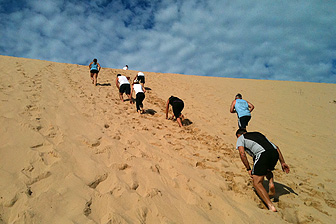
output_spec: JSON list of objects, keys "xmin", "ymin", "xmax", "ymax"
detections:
[
  {"xmin": 230, "ymin": 100, "xmax": 236, "ymax": 113},
  {"xmin": 97, "ymin": 63, "xmax": 101, "ymax": 71},
  {"xmin": 165, "ymin": 99, "xmax": 170, "ymax": 119},
  {"xmin": 89, "ymin": 62, "xmax": 93, "ymax": 69},
  {"xmin": 276, "ymin": 146, "xmax": 290, "ymax": 173},
  {"xmin": 247, "ymin": 101, "xmax": 254, "ymax": 112},
  {"xmin": 116, "ymin": 77, "xmax": 119, "ymax": 89},
  {"xmin": 133, "ymin": 75, "xmax": 138, "ymax": 81},
  {"xmin": 131, "ymin": 84, "xmax": 134, "ymax": 98},
  {"xmin": 238, "ymin": 146, "xmax": 252, "ymax": 177}
]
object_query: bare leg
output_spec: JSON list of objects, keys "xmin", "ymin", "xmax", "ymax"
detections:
[
  {"xmin": 176, "ymin": 117, "xmax": 183, "ymax": 127},
  {"xmin": 90, "ymin": 73, "xmax": 94, "ymax": 84},
  {"xmin": 266, "ymin": 171, "xmax": 275, "ymax": 197},
  {"xmin": 93, "ymin": 74, "xmax": 98, "ymax": 86},
  {"xmin": 119, "ymin": 93, "xmax": 124, "ymax": 102},
  {"xmin": 127, "ymin": 94, "xmax": 133, "ymax": 104},
  {"xmin": 253, "ymin": 175, "xmax": 277, "ymax": 212}
]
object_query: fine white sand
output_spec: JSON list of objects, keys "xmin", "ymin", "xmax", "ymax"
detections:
[{"xmin": 0, "ymin": 55, "xmax": 335, "ymax": 223}]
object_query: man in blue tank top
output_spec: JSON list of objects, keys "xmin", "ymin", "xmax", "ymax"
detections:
[{"xmin": 230, "ymin": 93, "xmax": 254, "ymax": 129}]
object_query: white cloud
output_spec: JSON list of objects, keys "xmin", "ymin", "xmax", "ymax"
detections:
[{"xmin": 0, "ymin": 0, "xmax": 335, "ymax": 83}]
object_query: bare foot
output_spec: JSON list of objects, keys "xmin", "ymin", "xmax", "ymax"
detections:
[
  {"xmin": 269, "ymin": 183, "xmax": 275, "ymax": 198},
  {"xmin": 268, "ymin": 204, "xmax": 277, "ymax": 212}
]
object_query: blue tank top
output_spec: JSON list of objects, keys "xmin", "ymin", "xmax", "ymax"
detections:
[
  {"xmin": 91, "ymin": 63, "xmax": 98, "ymax": 71},
  {"xmin": 235, "ymin": 99, "xmax": 251, "ymax": 118}
]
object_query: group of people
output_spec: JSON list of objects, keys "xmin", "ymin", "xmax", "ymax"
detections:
[
  {"xmin": 90, "ymin": 59, "xmax": 185, "ymax": 124},
  {"xmin": 115, "ymin": 73, "xmax": 147, "ymax": 115},
  {"xmin": 90, "ymin": 59, "xmax": 290, "ymax": 212},
  {"xmin": 230, "ymin": 93, "xmax": 290, "ymax": 212}
]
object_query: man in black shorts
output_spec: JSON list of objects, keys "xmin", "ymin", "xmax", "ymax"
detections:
[
  {"xmin": 165, "ymin": 96, "xmax": 184, "ymax": 127},
  {"xmin": 235, "ymin": 128, "xmax": 290, "ymax": 212},
  {"xmin": 116, "ymin": 74, "xmax": 133, "ymax": 103}
]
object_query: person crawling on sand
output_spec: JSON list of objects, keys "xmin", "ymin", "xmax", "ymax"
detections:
[
  {"xmin": 230, "ymin": 93, "xmax": 254, "ymax": 129},
  {"xmin": 133, "ymin": 72, "xmax": 145, "ymax": 87},
  {"xmin": 131, "ymin": 79, "xmax": 146, "ymax": 114},
  {"xmin": 89, "ymin": 58, "xmax": 101, "ymax": 86},
  {"xmin": 235, "ymin": 128, "xmax": 290, "ymax": 212},
  {"xmin": 165, "ymin": 96, "xmax": 184, "ymax": 127},
  {"xmin": 116, "ymin": 74, "xmax": 133, "ymax": 103}
]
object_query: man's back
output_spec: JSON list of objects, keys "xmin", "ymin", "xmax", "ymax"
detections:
[
  {"xmin": 236, "ymin": 132, "xmax": 277, "ymax": 157},
  {"xmin": 235, "ymin": 99, "xmax": 251, "ymax": 118}
]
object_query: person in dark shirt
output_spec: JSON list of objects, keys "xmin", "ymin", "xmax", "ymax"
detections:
[
  {"xmin": 165, "ymin": 96, "xmax": 184, "ymax": 127},
  {"xmin": 235, "ymin": 128, "xmax": 290, "ymax": 212}
]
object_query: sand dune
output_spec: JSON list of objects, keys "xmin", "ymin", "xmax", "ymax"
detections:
[{"xmin": 0, "ymin": 55, "xmax": 335, "ymax": 223}]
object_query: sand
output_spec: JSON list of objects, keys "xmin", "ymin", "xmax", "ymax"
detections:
[{"xmin": 0, "ymin": 55, "xmax": 335, "ymax": 223}]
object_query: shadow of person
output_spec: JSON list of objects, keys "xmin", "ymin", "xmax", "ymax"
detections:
[
  {"xmin": 262, "ymin": 181, "xmax": 298, "ymax": 202},
  {"xmin": 144, "ymin": 109, "xmax": 157, "ymax": 115},
  {"xmin": 145, "ymin": 87, "xmax": 152, "ymax": 90},
  {"xmin": 182, "ymin": 118, "xmax": 193, "ymax": 126},
  {"xmin": 96, "ymin": 83, "xmax": 111, "ymax": 86}
]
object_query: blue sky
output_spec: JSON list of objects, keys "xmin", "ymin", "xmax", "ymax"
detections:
[{"xmin": 1, "ymin": 0, "xmax": 335, "ymax": 83}]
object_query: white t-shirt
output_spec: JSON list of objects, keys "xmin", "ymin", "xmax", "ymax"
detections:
[
  {"xmin": 137, "ymin": 72, "xmax": 144, "ymax": 76},
  {"xmin": 118, "ymin": 76, "xmax": 130, "ymax": 86},
  {"xmin": 123, "ymin": 66, "xmax": 128, "ymax": 70},
  {"xmin": 133, "ymin": 83, "xmax": 144, "ymax": 94}
]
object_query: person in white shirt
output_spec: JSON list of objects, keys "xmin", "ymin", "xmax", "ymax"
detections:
[
  {"xmin": 116, "ymin": 74, "xmax": 133, "ymax": 103},
  {"xmin": 123, "ymin": 65, "xmax": 128, "ymax": 70},
  {"xmin": 133, "ymin": 72, "xmax": 145, "ymax": 87},
  {"xmin": 131, "ymin": 80, "xmax": 146, "ymax": 114}
]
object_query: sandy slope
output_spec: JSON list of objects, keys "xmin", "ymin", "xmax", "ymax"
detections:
[{"xmin": 0, "ymin": 55, "xmax": 335, "ymax": 223}]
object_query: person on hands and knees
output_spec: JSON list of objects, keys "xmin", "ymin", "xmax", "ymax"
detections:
[
  {"xmin": 131, "ymin": 79, "xmax": 146, "ymax": 114},
  {"xmin": 235, "ymin": 128, "xmax": 290, "ymax": 212},
  {"xmin": 116, "ymin": 74, "xmax": 133, "ymax": 103},
  {"xmin": 165, "ymin": 96, "xmax": 184, "ymax": 127}
]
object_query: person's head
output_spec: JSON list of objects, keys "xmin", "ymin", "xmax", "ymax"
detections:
[
  {"xmin": 126, "ymin": 65, "xmax": 128, "ymax": 67},
  {"xmin": 93, "ymin": 58, "xmax": 97, "ymax": 63},
  {"xmin": 236, "ymin": 128, "xmax": 247, "ymax": 138},
  {"xmin": 117, "ymin": 74, "xmax": 121, "ymax": 77},
  {"xmin": 133, "ymin": 80, "xmax": 139, "ymax": 84},
  {"xmin": 235, "ymin": 93, "xmax": 242, "ymax": 99}
]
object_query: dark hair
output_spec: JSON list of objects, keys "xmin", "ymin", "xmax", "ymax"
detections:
[
  {"xmin": 235, "ymin": 93, "xmax": 242, "ymax": 99},
  {"xmin": 117, "ymin": 74, "xmax": 121, "ymax": 77},
  {"xmin": 236, "ymin": 128, "xmax": 247, "ymax": 137},
  {"xmin": 93, "ymin": 58, "xmax": 97, "ymax": 63}
]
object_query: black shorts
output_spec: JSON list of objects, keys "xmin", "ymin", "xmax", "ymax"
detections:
[
  {"xmin": 252, "ymin": 149, "xmax": 279, "ymax": 176},
  {"xmin": 172, "ymin": 101, "xmax": 184, "ymax": 118},
  {"xmin": 119, "ymin": 84, "xmax": 131, "ymax": 94},
  {"xmin": 238, "ymin": 116, "xmax": 251, "ymax": 129},
  {"xmin": 137, "ymin": 76, "xmax": 145, "ymax": 84},
  {"xmin": 90, "ymin": 70, "xmax": 99, "ymax": 74}
]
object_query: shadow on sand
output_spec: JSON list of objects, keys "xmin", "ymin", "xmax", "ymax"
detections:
[
  {"xmin": 144, "ymin": 109, "xmax": 157, "ymax": 115},
  {"xmin": 182, "ymin": 118, "xmax": 193, "ymax": 126},
  {"xmin": 263, "ymin": 181, "xmax": 298, "ymax": 202},
  {"xmin": 97, "ymin": 83, "xmax": 111, "ymax": 86}
]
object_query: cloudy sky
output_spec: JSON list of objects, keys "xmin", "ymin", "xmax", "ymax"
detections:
[{"xmin": 1, "ymin": 0, "xmax": 335, "ymax": 83}]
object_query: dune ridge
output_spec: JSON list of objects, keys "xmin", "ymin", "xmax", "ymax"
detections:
[{"xmin": 0, "ymin": 55, "xmax": 335, "ymax": 223}]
